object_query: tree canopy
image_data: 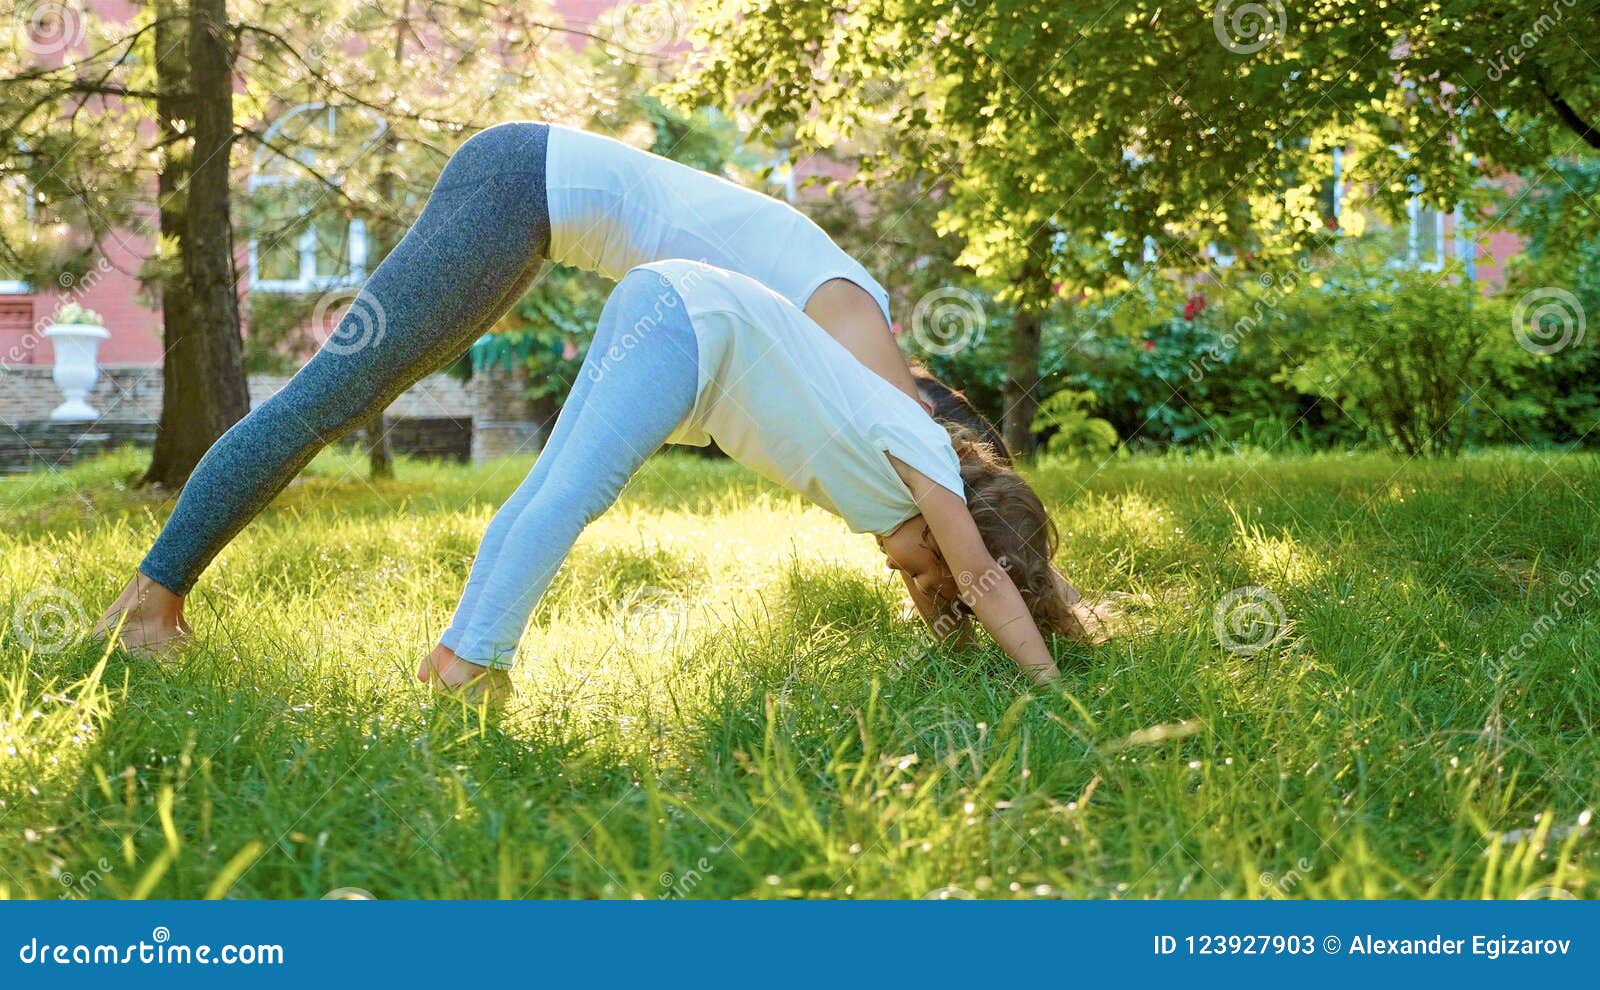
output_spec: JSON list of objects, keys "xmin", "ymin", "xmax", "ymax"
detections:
[{"xmin": 685, "ymin": 0, "xmax": 1600, "ymax": 295}]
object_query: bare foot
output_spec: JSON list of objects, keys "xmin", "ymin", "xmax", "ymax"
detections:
[
  {"xmin": 418, "ymin": 643, "xmax": 513, "ymax": 707},
  {"xmin": 93, "ymin": 572, "xmax": 190, "ymax": 657}
]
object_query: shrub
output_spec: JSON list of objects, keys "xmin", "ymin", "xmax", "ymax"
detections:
[
  {"xmin": 1279, "ymin": 252, "xmax": 1539, "ymax": 456},
  {"xmin": 1031, "ymin": 388, "xmax": 1118, "ymax": 455},
  {"xmin": 1041, "ymin": 242, "xmax": 1548, "ymax": 456}
]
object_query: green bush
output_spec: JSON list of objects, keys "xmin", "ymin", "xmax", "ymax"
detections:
[
  {"xmin": 1279, "ymin": 252, "xmax": 1540, "ymax": 456},
  {"xmin": 1030, "ymin": 387, "xmax": 1118, "ymax": 455},
  {"xmin": 1055, "ymin": 286, "xmax": 1356, "ymax": 451},
  {"xmin": 1041, "ymin": 243, "xmax": 1549, "ymax": 457}
]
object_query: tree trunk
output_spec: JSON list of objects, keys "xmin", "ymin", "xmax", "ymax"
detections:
[
  {"xmin": 358, "ymin": 9, "xmax": 412, "ymax": 482},
  {"xmin": 142, "ymin": 0, "xmax": 249, "ymax": 488},
  {"xmin": 144, "ymin": 6, "xmax": 196, "ymax": 487},
  {"xmin": 1003, "ymin": 306, "xmax": 1042, "ymax": 459},
  {"xmin": 361, "ymin": 418, "xmax": 394, "ymax": 479}
]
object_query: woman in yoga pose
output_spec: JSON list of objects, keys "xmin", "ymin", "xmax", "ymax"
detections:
[
  {"xmin": 94, "ymin": 122, "xmax": 1072, "ymax": 684},
  {"xmin": 427, "ymin": 259, "xmax": 1075, "ymax": 699}
]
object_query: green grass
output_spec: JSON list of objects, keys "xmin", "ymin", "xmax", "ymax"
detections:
[{"xmin": 1, "ymin": 446, "xmax": 1596, "ymax": 899}]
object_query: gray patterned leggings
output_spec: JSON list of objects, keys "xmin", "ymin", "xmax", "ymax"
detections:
[{"xmin": 139, "ymin": 122, "xmax": 553, "ymax": 595}]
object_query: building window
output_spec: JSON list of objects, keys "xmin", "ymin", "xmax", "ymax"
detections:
[
  {"xmin": 1324, "ymin": 146, "xmax": 1345, "ymax": 227},
  {"xmin": 1, "ymin": 165, "xmax": 35, "ymax": 294},
  {"xmin": 1406, "ymin": 194, "xmax": 1446, "ymax": 271},
  {"xmin": 248, "ymin": 103, "xmax": 382, "ymax": 293},
  {"xmin": 1382, "ymin": 169, "xmax": 1446, "ymax": 271},
  {"xmin": 1453, "ymin": 205, "xmax": 1476, "ymax": 281}
]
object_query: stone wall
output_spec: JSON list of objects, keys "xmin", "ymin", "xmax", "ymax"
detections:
[
  {"xmin": 0, "ymin": 366, "xmax": 477, "ymax": 472},
  {"xmin": 469, "ymin": 363, "xmax": 557, "ymax": 464},
  {"xmin": 0, "ymin": 366, "xmax": 472, "ymax": 425}
]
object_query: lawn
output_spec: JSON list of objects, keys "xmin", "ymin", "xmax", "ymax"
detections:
[{"xmin": 1, "ymin": 446, "xmax": 1596, "ymax": 899}]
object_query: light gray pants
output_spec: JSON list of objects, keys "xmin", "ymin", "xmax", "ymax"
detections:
[{"xmin": 440, "ymin": 269, "xmax": 699, "ymax": 666}]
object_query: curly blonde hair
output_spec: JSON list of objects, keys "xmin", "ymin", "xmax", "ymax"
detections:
[{"xmin": 944, "ymin": 423, "xmax": 1095, "ymax": 641}]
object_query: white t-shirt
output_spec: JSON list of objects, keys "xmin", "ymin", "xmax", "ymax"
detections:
[
  {"xmin": 644, "ymin": 260, "xmax": 964, "ymax": 536},
  {"xmin": 544, "ymin": 124, "xmax": 893, "ymax": 325}
]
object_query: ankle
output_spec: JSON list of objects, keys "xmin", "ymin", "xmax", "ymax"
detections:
[
  {"xmin": 422, "ymin": 644, "xmax": 494, "ymax": 686},
  {"xmin": 133, "ymin": 582, "xmax": 184, "ymax": 623}
]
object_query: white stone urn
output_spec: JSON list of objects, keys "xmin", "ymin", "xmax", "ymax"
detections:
[{"xmin": 43, "ymin": 320, "xmax": 111, "ymax": 421}]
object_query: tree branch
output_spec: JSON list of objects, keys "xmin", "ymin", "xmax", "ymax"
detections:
[{"xmin": 1538, "ymin": 79, "xmax": 1600, "ymax": 149}]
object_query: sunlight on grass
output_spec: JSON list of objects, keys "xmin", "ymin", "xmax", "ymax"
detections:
[{"xmin": 1, "ymin": 447, "xmax": 1596, "ymax": 899}]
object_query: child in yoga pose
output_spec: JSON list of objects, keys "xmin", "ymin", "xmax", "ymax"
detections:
[
  {"xmin": 428, "ymin": 260, "xmax": 1076, "ymax": 700},
  {"xmin": 94, "ymin": 122, "xmax": 1077, "ymax": 685}
]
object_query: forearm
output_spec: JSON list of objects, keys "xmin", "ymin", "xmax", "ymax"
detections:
[{"xmin": 966, "ymin": 578, "xmax": 1059, "ymax": 684}]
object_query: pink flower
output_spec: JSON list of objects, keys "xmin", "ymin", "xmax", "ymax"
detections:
[
  {"xmin": 890, "ymin": 322, "xmax": 902, "ymax": 336},
  {"xmin": 562, "ymin": 337, "xmax": 579, "ymax": 361}
]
